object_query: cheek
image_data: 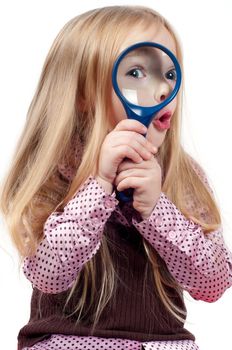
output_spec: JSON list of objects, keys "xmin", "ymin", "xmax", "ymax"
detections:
[
  {"xmin": 168, "ymin": 97, "xmax": 177, "ymax": 114},
  {"xmin": 146, "ymin": 125, "xmax": 167, "ymax": 148},
  {"xmin": 172, "ymin": 98, "xmax": 177, "ymax": 112}
]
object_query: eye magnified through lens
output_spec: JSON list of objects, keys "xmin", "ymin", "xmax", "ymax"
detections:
[{"xmin": 117, "ymin": 46, "xmax": 177, "ymax": 107}]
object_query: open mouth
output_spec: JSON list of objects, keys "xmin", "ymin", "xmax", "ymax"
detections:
[
  {"xmin": 153, "ymin": 111, "xmax": 172, "ymax": 130},
  {"xmin": 159, "ymin": 113, "xmax": 171, "ymax": 122}
]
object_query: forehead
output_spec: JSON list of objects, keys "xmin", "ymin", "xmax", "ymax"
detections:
[{"xmin": 121, "ymin": 24, "xmax": 177, "ymax": 56}]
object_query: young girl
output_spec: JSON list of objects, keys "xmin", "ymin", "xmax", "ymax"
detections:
[{"xmin": 1, "ymin": 5, "xmax": 232, "ymax": 350}]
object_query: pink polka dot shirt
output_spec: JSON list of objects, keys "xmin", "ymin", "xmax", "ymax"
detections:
[{"xmin": 20, "ymin": 148, "xmax": 232, "ymax": 350}]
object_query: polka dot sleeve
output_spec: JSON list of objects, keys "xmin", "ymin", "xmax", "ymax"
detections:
[
  {"xmin": 23, "ymin": 175, "xmax": 119, "ymax": 294},
  {"xmin": 21, "ymin": 335, "xmax": 200, "ymax": 350},
  {"xmin": 132, "ymin": 192, "xmax": 232, "ymax": 302}
]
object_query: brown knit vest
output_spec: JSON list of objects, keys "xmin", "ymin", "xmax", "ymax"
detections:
[{"xmin": 17, "ymin": 219, "xmax": 195, "ymax": 349}]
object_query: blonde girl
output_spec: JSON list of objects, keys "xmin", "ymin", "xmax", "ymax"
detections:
[{"xmin": 1, "ymin": 5, "xmax": 232, "ymax": 350}]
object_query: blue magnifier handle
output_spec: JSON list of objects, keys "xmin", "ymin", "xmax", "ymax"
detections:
[
  {"xmin": 115, "ymin": 131, "xmax": 147, "ymax": 203},
  {"xmin": 116, "ymin": 187, "xmax": 134, "ymax": 202}
]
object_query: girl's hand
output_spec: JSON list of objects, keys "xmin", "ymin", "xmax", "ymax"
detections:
[
  {"xmin": 96, "ymin": 119, "xmax": 157, "ymax": 192},
  {"xmin": 114, "ymin": 155, "xmax": 162, "ymax": 220}
]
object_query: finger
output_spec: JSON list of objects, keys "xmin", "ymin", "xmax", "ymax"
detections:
[
  {"xmin": 113, "ymin": 130, "xmax": 157, "ymax": 154},
  {"xmin": 135, "ymin": 136, "xmax": 158, "ymax": 157},
  {"xmin": 112, "ymin": 134, "xmax": 155, "ymax": 161},
  {"xmin": 115, "ymin": 145, "xmax": 144, "ymax": 164},
  {"xmin": 117, "ymin": 160, "xmax": 145, "ymax": 174},
  {"xmin": 117, "ymin": 156, "xmax": 155, "ymax": 173},
  {"xmin": 115, "ymin": 169, "xmax": 147, "ymax": 187},
  {"xmin": 117, "ymin": 176, "xmax": 142, "ymax": 191},
  {"xmin": 114, "ymin": 119, "xmax": 147, "ymax": 135},
  {"xmin": 129, "ymin": 139, "xmax": 155, "ymax": 160}
]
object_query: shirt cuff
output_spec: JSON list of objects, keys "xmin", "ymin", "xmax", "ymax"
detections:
[
  {"xmin": 132, "ymin": 192, "xmax": 192, "ymax": 246},
  {"xmin": 49, "ymin": 174, "xmax": 119, "ymax": 232}
]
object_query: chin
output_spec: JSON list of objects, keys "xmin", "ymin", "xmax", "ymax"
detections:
[{"xmin": 147, "ymin": 123, "xmax": 167, "ymax": 147}]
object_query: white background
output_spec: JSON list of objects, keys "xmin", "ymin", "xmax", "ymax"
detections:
[{"xmin": 0, "ymin": 1, "xmax": 232, "ymax": 349}]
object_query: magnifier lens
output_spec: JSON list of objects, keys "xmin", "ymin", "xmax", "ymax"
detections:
[{"xmin": 116, "ymin": 46, "xmax": 177, "ymax": 107}]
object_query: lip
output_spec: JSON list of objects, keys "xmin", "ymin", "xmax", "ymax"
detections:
[{"xmin": 152, "ymin": 110, "xmax": 172, "ymax": 131}]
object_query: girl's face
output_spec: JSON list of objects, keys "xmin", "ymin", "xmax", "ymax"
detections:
[{"xmin": 110, "ymin": 24, "xmax": 177, "ymax": 150}]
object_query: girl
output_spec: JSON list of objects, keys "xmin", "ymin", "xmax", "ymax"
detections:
[{"xmin": 1, "ymin": 5, "xmax": 232, "ymax": 350}]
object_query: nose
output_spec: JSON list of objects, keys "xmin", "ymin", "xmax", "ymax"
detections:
[{"xmin": 155, "ymin": 81, "xmax": 171, "ymax": 103}]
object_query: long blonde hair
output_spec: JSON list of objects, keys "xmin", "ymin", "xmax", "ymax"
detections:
[{"xmin": 0, "ymin": 5, "xmax": 221, "ymax": 329}]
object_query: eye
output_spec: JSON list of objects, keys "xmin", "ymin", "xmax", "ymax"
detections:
[
  {"xmin": 126, "ymin": 67, "xmax": 145, "ymax": 79},
  {"xmin": 165, "ymin": 69, "xmax": 177, "ymax": 81}
]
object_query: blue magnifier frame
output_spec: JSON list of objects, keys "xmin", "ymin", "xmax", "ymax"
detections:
[{"xmin": 112, "ymin": 41, "xmax": 182, "ymax": 202}]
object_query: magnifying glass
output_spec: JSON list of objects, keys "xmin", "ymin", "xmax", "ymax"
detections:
[{"xmin": 112, "ymin": 41, "xmax": 182, "ymax": 202}]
